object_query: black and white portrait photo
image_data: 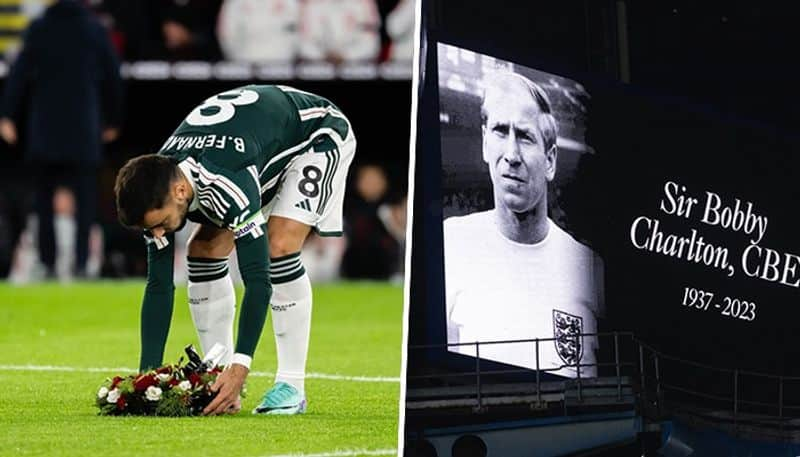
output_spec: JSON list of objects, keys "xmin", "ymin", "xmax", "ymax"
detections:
[{"xmin": 439, "ymin": 43, "xmax": 604, "ymax": 378}]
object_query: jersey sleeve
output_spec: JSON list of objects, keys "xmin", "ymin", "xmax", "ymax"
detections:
[
  {"xmin": 1, "ymin": 21, "xmax": 40, "ymax": 120},
  {"xmin": 230, "ymin": 184, "xmax": 271, "ymax": 363},
  {"xmin": 184, "ymin": 154, "xmax": 262, "ymax": 229},
  {"xmin": 139, "ymin": 232, "xmax": 176, "ymax": 371},
  {"xmin": 228, "ymin": 170, "xmax": 271, "ymax": 363},
  {"xmin": 231, "ymin": 221, "xmax": 270, "ymax": 362}
]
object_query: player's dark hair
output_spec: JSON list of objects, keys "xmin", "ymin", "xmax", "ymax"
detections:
[{"xmin": 114, "ymin": 154, "xmax": 179, "ymax": 227}]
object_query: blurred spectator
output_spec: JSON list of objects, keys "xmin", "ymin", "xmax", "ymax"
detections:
[
  {"xmin": 299, "ymin": 0, "xmax": 380, "ymax": 64},
  {"xmin": 50, "ymin": 188, "xmax": 104, "ymax": 278},
  {"xmin": 0, "ymin": 1, "xmax": 43, "ymax": 278},
  {"xmin": 373, "ymin": 0, "xmax": 396, "ymax": 61},
  {"xmin": 0, "ymin": 148, "xmax": 32, "ymax": 278},
  {"xmin": 0, "ymin": 0, "xmax": 123, "ymax": 279},
  {"xmin": 356, "ymin": 163, "xmax": 389, "ymax": 201},
  {"xmin": 100, "ymin": 220, "xmax": 147, "ymax": 278},
  {"xmin": 6, "ymin": 188, "xmax": 104, "ymax": 282},
  {"xmin": 301, "ymin": 232, "xmax": 346, "ymax": 283},
  {"xmin": 341, "ymin": 164, "xmax": 400, "ymax": 280},
  {"xmin": 85, "ymin": 0, "xmax": 156, "ymax": 61},
  {"xmin": 217, "ymin": 0, "xmax": 299, "ymax": 62},
  {"xmin": 377, "ymin": 194, "xmax": 406, "ymax": 282},
  {"xmin": 150, "ymin": 0, "xmax": 222, "ymax": 61},
  {"xmin": 385, "ymin": 0, "xmax": 414, "ymax": 62},
  {"xmin": 0, "ymin": 0, "xmax": 49, "ymax": 59}
]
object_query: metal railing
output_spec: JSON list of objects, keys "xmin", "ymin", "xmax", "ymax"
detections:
[
  {"xmin": 407, "ymin": 332, "xmax": 638, "ymax": 411},
  {"xmin": 407, "ymin": 332, "xmax": 800, "ymax": 433},
  {"xmin": 636, "ymin": 339, "xmax": 800, "ymax": 434}
]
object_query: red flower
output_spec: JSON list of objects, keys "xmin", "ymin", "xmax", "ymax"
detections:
[
  {"xmin": 156, "ymin": 366, "xmax": 172, "ymax": 375},
  {"xmin": 169, "ymin": 378, "xmax": 179, "ymax": 386},
  {"xmin": 116, "ymin": 396, "xmax": 126, "ymax": 410},
  {"xmin": 133, "ymin": 374, "xmax": 158, "ymax": 392},
  {"xmin": 189, "ymin": 373, "xmax": 202, "ymax": 386},
  {"xmin": 110, "ymin": 376, "xmax": 124, "ymax": 389},
  {"xmin": 210, "ymin": 367, "xmax": 222, "ymax": 375}
]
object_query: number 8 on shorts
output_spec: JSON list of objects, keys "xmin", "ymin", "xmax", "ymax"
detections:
[{"xmin": 265, "ymin": 134, "xmax": 356, "ymax": 237}]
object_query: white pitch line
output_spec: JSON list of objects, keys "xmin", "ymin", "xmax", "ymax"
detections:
[
  {"xmin": 0, "ymin": 364, "xmax": 400, "ymax": 383},
  {"xmin": 260, "ymin": 449, "xmax": 397, "ymax": 457},
  {"xmin": 302, "ymin": 372, "xmax": 400, "ymax": 383},
  {"xmin": 0, "ymin": 364, "xmax": 135, "ymax": 373}
]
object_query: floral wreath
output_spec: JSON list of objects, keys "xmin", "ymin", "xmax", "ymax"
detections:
[{"xmin": 95, "ymin": 345, "xmax": 229, "ymax": 416}]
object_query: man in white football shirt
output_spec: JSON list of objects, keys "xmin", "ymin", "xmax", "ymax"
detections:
[{"xmin": 444, "ymin": 71, "xmax": 603, "ymax": 378}]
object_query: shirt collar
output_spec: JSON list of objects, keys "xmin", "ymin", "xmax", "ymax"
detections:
[{"xmin": 177, "ymin": 159, "xmax": 199, "ymax": 212}]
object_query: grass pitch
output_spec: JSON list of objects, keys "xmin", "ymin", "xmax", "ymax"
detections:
[{"xmin": 0, "ymin": 281, "xmax": 403, "ymax": 457}]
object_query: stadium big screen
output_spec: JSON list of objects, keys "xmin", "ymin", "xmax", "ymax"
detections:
[{"xmin": 408, "ymin": 0, "xmax": 800, "ymax": 384}]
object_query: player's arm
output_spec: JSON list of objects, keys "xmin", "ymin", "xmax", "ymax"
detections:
[
  {"xmin": 139, "ymin": 232, "xmax": 176, "ymax": 371},
  {"xmin": 94, "ymin": 21, "xmax": 123, "ymax": 141},
  {"xmin": 191, "ymin": 158, "xmax": 271, "ymax": 364},
  {"xmin": 0, "ymin": 22, "xmax": 40, "ymax": 143},
  {"xmin": 231, "ymin": 213, "xmax": 270, "ymax": 363},
  {"xmin": 203, "ymin": 215, "xmax": 269, "ymax": 415}
]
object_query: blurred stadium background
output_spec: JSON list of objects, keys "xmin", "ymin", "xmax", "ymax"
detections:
[
  {"xmin": 0, "ymin": 0, "xmax": 412, "ymax": 284},
  {"xmin": 0, "ymin": 1, "xmax": 412, "ymax": 455}
]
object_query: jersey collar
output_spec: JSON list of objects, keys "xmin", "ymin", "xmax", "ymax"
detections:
[{"xmin": 177, "ymin": 159, "xmax": 200, "ymax": 212}]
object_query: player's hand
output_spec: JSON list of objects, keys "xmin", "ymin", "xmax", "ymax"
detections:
[
  {"xmin": 102, "ymin": 127, "xmax": 120, "ymax": 143},
  {"xmin": 0, "ymin": 118, "xmax": 17, "ymax": 145},
  {"xmin": 203, "ymin": 363, "xmax": 248, "ymax": 416}
]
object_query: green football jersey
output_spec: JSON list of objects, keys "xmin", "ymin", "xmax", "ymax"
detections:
[
  {"xmin": 157, "ymin": 84, "xmax": 351, "ymax": 235},
  {"xmin": 139, "ymin": 85, "xmax": 351, "ymax": 370}
]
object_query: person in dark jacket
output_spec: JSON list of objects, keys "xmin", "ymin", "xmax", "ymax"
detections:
[
  {"xmin": 341, "ymin": 163, "xmax": 401, "ymax": 280},
  {"xmin": 150, "ymin": 0, "xmax": 222, "ymax": 61},
  {"xmin": 0, "ymin": 0, "xmax": 123, "ymax": 278}
]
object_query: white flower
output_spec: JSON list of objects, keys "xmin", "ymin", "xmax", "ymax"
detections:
[
  {"xmin": 107, "ymin": 388, "xmax": 120, "ymax": 404},
  {"xmin": 156, "ymin": 373, "xmax": 171, "ymax": 383},
  {"xmin": 177, "ymin": 380, "xmax": 192, "ymax": 392},
  {"xmin": 145, "ymin": 386, "xmax": 163, "ymax": 402},
  {"xmin": 97, "ymin": 387, "xmax": 109, "ymax": 399}
]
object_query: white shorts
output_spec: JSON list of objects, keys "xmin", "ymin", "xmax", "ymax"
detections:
[{"xmin": 261, "ymin": 132, "xmax": 356, "ymax": 236}]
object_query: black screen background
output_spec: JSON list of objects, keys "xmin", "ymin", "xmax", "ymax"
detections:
[{"xmin": 408, "ymin": 0, "xmax": 800, "ymax": 381}]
